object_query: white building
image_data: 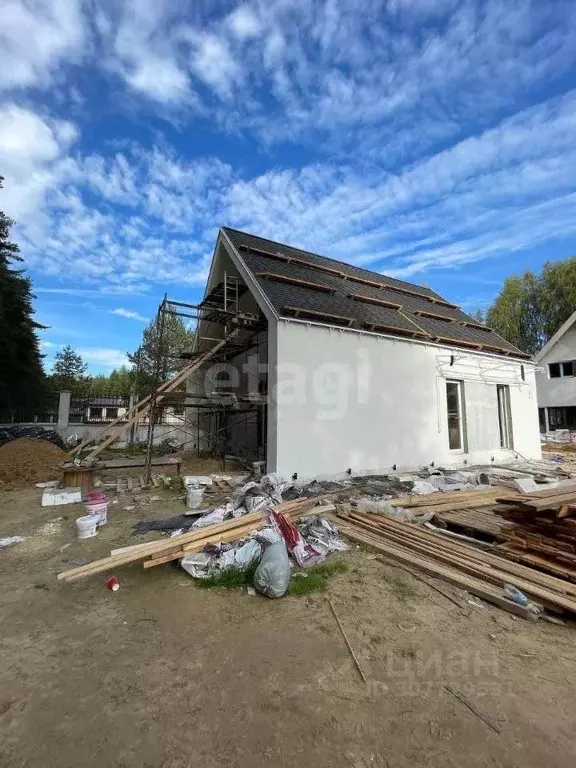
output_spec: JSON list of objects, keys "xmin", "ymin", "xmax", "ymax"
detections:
[
  {"xmin": 534, "ymin": 311, "xmax": 576, "ymax": 433},
  {"xmin": 187, "ymin": 228, "xmax": 541, "ymax": 479}
]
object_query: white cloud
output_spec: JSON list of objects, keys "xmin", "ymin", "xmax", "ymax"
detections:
[
  {"xmin": 227, "ymin": 6, "xmax": 262, "ymax": 40},
  {"xmin": 0, "ymin": 104, "xmax": 77, "ymax": 222},
  {"xmin": 184, "ymin": 29, "xmax": 241, "ymax": 98},
  {"xmin": 77, "ymin": 348, "xmax": 130, "ymax": 370},
  {"xmin": 110, "ymin": 308, "xmax": 148, "ymax": 322},
  {"xmin": 7, "ymin": 85, "xmax": 576, "ymax": 293},
  {"xmin": 0, "ymin": 0, "xmax": 85, "ymax": 91},
  {"xmin": 107, "ymin": 0, "xmax": 192, "ymax": 105}
]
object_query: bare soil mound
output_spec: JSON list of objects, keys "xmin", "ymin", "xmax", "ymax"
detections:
[{"xmin": 0, "ymin": 438, "xmax": 65, "ymax": 491}]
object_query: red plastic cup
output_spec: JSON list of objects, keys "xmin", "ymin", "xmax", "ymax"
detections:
[{"xmin": 106, "ymin": 577, "xmax": 119, "ymax": 591}]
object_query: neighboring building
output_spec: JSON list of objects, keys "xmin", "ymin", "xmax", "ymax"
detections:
[
  {"xmin": 187, "ymin": 228, "xmax": 541, "ymax": 479},
  {"xmin": 80, "ymin": 396, "xmax": 183, "ymax": 425},
  {"xmin": 534, "ymin": 311, "xmax": 576, "ymax": 433}
]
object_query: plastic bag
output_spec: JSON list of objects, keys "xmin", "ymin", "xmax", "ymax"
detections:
[{"xmin": 253, "ymin": 540, "xmax": 291, "ymax": 598}]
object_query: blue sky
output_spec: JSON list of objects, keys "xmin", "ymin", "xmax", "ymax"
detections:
[{"xmin": 1, "ymin": 0, "xmax": 576, "ymax": 373}]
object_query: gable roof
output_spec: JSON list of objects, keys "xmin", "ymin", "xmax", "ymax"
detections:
[
  {"xmin": 222, "ymin": 227, "xmax": 529, "ymax": 360},
  {"xmin": 534, "ymin": 311, "xmax": 576, "ymax": 362}
]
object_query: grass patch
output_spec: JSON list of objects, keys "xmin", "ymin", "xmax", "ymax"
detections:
[
  {"xmin": 195, "ymin": 561, "xmax": 259, "ymax": 590},
  {"xmin": 391, "ymin": 577, "xmax": 416, "ymax": 602},
  {"xmin": 286, "ymin": 561, "xmax": 349, "ymax": 597},
  {"xmin": 194, "ymin": 559, "xmax": 349, "ymax": 596}
]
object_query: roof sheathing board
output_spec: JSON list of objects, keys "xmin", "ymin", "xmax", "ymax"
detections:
[{"xmin": 226, "ymin": 228, "xmax": 528, "ymax": 359}]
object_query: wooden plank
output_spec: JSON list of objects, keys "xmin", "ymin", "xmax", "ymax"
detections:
[
  {"xmin": 101, "ymin": 456, "xmax": 181, "ymax": 470},
  {"xmin": 348, "ymin": 293, "xmax": 403, "ymax": 311},
  {"xmin": 336, "ymin": 510, "xmax": 576, "ymax": 598},
  {"xmin": 116, "ymin": 479, "xmax": 122, "ymax": 493},
  {"xmin": 143, "ymin": 521, "xmax": 262, "ymax": 568},
  {"xmin": 59, "ymin": 498, "xmax": 314, "ymax": 581},
  {"xmin": 335, "ymin": 523, "xmax": 536, "ymax": 619},
  {"xmin": 389, "ymin": 488, "xmax": 517, "ymax": 508},
  {"xmin": 340, "ymin": 512, "xmax": 576, "ymax": 612},
  {"xmin": 127, "ymin": 478, "xmax": 133, "ymax": 492},
  {"xmin": 83, "ymin": 335, "xmax": 235, "ymax": 460},
  {"xmin": 256, "ymin": 272, "xmax": 334, "ymax": 294}
]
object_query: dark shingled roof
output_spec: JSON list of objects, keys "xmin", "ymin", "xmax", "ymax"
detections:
[{"xmin": 222, "ymin": 227, "xmax": 529, "ymax": 359}]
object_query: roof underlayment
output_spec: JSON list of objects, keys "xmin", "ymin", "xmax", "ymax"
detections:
[{"xmin": 222, "ymin": 227, "xmax": 529, "ymax": 360}]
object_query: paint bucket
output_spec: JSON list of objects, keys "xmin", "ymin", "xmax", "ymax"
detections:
[
  {"xmin": 186, "ymin": 486, "xmax": 205, "ymax": 510},
  {"xmin": 76, "ymin": 515, "xmax": 98, "ymax": 539},
  {"xmin": 86, "ymin": 493, "xmax": 109, "ymax": 526}
]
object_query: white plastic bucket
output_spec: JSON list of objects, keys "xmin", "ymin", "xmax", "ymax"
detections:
[
  {"xmin": 86, "ymin": 500, "xmax": 108, "ymax": 526},
  {"xmin": 186, "ymin": 487, "xmax": 205, "ymax": 509},
  {"xmin": 76, "ymin": 515, "xmax": 98, "ymax": 539}
]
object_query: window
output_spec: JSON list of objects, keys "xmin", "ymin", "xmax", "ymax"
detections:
[
  {"xmin": 548, "ymin": 407, "xmax": 576, "ymax": 430},
  {"xmin": 88, "ymin": 406, "xmax": 103, "ymax": 420},
  {"xmin": 446, "ymin": 380, "xmax": 465, "ymax": 450},
  {"xmin": 549, "ymin": 361, "xmax": 576, "ymax": 378},
  {"xmin": 106, "ymin": 407, "xmax": 118, "ymax": 420},
  {"xmin": 497, "ymin": 385, "xmax": 513, "ymax": 449}
]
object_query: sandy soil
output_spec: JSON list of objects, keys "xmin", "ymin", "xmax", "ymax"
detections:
[{"xmin": 1, "ymin": 473, "xmax": 576, "ymax": 768}]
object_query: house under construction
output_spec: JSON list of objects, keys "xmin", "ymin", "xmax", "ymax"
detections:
[{"xmin": 174, "ymin": 227, "xmax": 541, "ymax": 480}]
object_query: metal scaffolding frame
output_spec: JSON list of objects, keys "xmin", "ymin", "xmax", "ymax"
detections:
[{"xmin": 143, "ymin": 274, "xmax": 268, "ymax": 479}]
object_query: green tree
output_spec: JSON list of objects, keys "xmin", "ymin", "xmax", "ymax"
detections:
[
  {"xmin": 486, "ymin": 257, "xmax": 576, "ymax": 355},
  {"xmin": 0, "ymin": 176, "xmax": 47, "ymax": 416},
  {"xmin": 50, "ymin": 345, "xmax": 90, "ymax": 393},
  {"xmin": 128, "ymin": 314, "xmax": 195, "ymax": 395}
]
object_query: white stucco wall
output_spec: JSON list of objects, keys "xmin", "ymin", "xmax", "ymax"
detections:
[
  {"xmin": 269, "ymin": 320, "xmax": 541, "ymax": 479},
  {"xmin": 535, "ymin": 325, "xmax": 576, "ymax": 408}
]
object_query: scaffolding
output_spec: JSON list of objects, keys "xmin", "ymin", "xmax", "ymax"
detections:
[
  {"xmin": 68, "ymin": 272, "xmax": 268, "ymax": 480},
  {"xmin": 142, "ymin": 274, "xmax": 268, "ymax": 480}
]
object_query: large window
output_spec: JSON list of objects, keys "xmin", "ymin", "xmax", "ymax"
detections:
[
  {"xmin": 497, "ymin": 385, "xmax": 513, "ymax": 449},
  {"xmin": 549, "ymin": 361, "xmax": 576, "ymax": 378},
  {"xmin": 548, "ymin": 407, "xmax": 576, "ymax": 430},
  {"xmin": 446, "ymin": 380, "xmax": 465, "ymax": 450}
]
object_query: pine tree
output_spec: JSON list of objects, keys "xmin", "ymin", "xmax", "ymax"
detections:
[
  {"xmin": 128, "ymin": 314, "xmax": 195, "ymax": 395},
  {"xmin": 50, "ymin": 345, "xmax": 90, "ymax": 393},
  {"xmin": 0, "ymin": 176, "xmax": 47, "ymax": 416}
]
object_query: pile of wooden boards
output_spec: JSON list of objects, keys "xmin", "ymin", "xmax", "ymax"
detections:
[
  {"xmin": 334, "ymin": 506, "xmax": 576, "ymax": 618},
  {"xmin": 58, "ymin": 497, "xmax": 319, "ymax": 584},
  {"xmin": 493, "ymin": 484, "xmax": 576, "ymax": 582},
  {"xmin": 386, "ymin": 486, "xmax": 519, "ymax": 513}
]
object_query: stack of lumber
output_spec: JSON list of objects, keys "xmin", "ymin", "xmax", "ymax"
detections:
[
  {"xmin": 334, "ymin": 506, "xmax": 576, "ymax": 618},
  {"xmin": 387, "ymin": 486, "xmax": 518, "ymax": 513},
  {"xmin": 58, "ymin": 497, "xmax": 317, "ymax": 583},
  {"xmin": 493, "ymin": 484, "xmax": 576, "ymax": 582}
]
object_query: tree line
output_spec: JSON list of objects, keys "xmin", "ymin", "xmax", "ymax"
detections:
[
  {"xmin": 48, "ymin": 310, "xmax": 196, "ymax": 397},
  {"xmin": 476, "ymin": 260, "xmax": 576, "ymax": 356}
]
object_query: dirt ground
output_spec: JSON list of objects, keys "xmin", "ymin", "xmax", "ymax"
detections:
[{"xmin": 1, "ymin": 473, "xmax": 576, "ymax": 768}]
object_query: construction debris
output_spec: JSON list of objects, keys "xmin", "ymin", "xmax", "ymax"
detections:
[
  {"xmin": 334, "ymin": 506, "xmax": 576, "ymax": 619},
  {"xmin": 58, "ymin": 497, "xmax": 322, "ymax": 582}
]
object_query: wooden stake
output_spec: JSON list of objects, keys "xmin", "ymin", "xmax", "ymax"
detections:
[
  {"xmin": 444, "ymin": 685, "xmax": 501, "ymax": 734},
  {"xmin": 329, "ymin": 599, "xmax": 367, "ymax": 684}
]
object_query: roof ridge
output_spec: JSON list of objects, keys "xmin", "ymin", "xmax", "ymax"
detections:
[{"xmin": 221, "ymin": 226, "xmax": 438, "ymax": 296}]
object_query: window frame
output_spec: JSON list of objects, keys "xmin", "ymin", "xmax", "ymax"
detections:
[
  {"xmin": 548, "ymin": 360, "xmax": 576, "ymax": 378},
  {"xmin": 496, "ymin": 384, "xmax": 513, "ymax": 449},
  {"xmin": 446, "ymin": 379, "xmax": 466, "ymax": 452}
]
